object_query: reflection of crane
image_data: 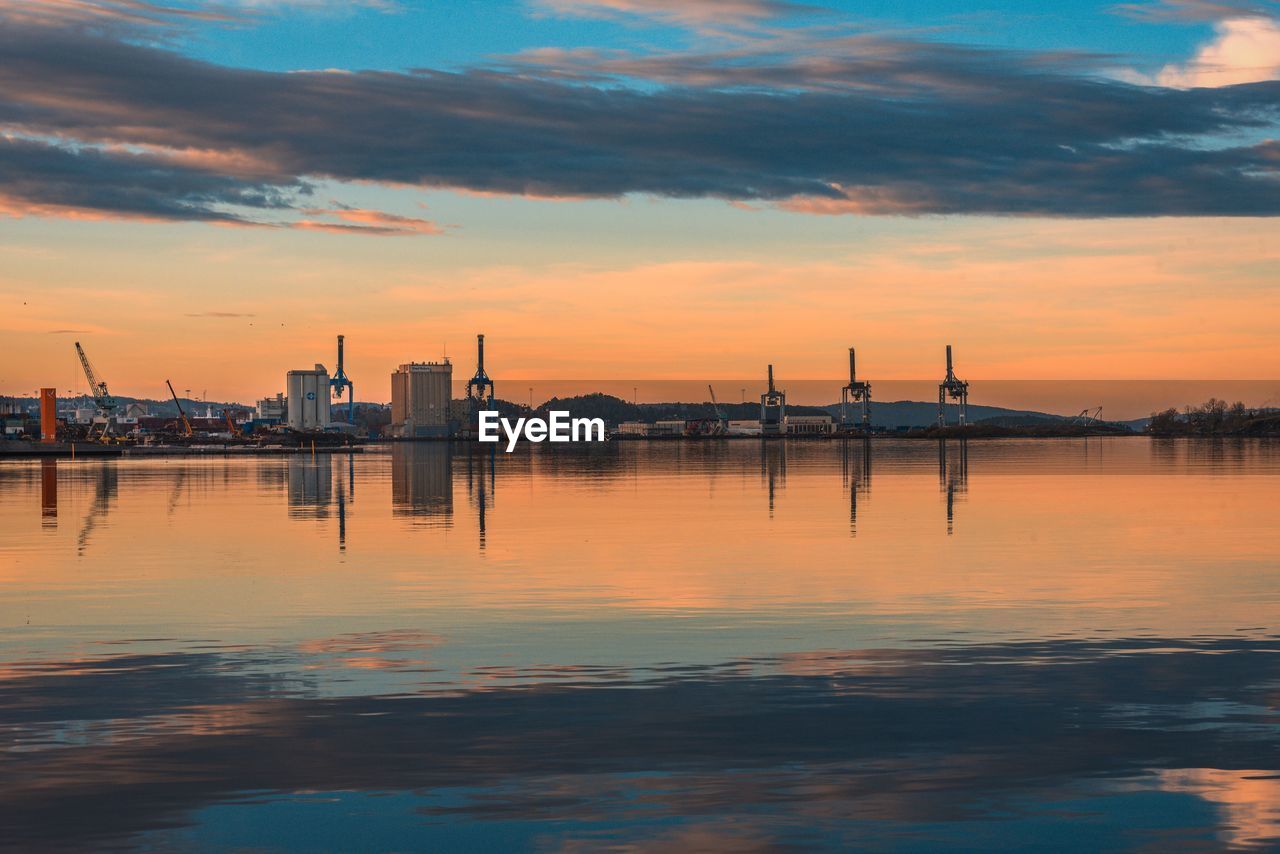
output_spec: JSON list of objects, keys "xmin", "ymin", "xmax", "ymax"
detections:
[
  {"xmin": 939, "ymin": 439, "xmax": 969, "ymax": 535},
  {"xmin": 77, "ymin": 463, "xmax": 118, "ymax": 555},
  {"xmin": 467, "ymin": 446, "xmax": 496, "ymax": 550},
  {"xmin": 843, "ymin": 436, "xmax": 871, "ymax": 537},
  {"xmin": 166, "ymin": 380, "xmax": 193, "ymax": 437},
  {"xmin": 74, "ymin": 341, "xmax": 117, "ymax": 436}
]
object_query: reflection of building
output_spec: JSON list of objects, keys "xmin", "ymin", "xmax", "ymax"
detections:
[
  {"xmin": 391, "ymin": 444, "xmax": 453, "ymax": 522},
  {"xmin": 288, "ymin": 454, "xmax": 332, "ymax": 518},
  {"xmin": 41, "ymin": 458, "xmax": 57, "ymax": 527},
  {"xmin": 287, "ymin": 366, "xmax": 331, "ymax": 431},
  {"xmin": 390, "ymin": 361, "xmax": 454, "ymax": 438}
]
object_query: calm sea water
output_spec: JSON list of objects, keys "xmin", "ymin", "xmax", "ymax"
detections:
[{"xmin": 2, "ymin": 439, "xmax": 1278, "ymax": 851}]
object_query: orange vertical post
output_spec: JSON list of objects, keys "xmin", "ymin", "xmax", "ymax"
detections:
[{"xmin": 39, "ymin": 388, "xmax": 57, "ymax": 443}]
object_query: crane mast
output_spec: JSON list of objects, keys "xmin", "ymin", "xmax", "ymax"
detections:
[
  {"xmin": 74, "ymin": 341, "xmax": 117, "ymax": 416},
  {"xmin": 166, "ymin": 380, "xmax": 193, "ymax": 437},
  {"xmin": 708, "ymin": 384, "xmax": 727, "ymax": 432}
]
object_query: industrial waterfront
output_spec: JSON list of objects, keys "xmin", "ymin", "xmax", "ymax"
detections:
[
  {"xmin": 2, "ymin": 438, "xmax": 1278, "ymax": 849},
  {"xmin": 5, "ymin": 335, "xmax": 1276, "ymax": 454}
]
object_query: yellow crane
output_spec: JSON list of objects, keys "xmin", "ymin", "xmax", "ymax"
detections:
[{"xmin": 166, "ymin": 380, "xmax": 193, "ymax": 438}]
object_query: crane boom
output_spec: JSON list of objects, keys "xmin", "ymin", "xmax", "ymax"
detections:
[
  {"xmin": 708, "ymin": 384, "xmax": 727, "ymax": 426},
  {"xmin": 74, "ymin": 341, "xmax": 117, "ymax": 415},
  {"xmin": 166, "ymin": 380, "xmax": 193, "ymax": 437}
]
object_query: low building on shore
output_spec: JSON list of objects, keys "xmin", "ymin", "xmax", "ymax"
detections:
[{"xmin": 785, "ymin": 414, "xmax": 834, "ymax": 435}]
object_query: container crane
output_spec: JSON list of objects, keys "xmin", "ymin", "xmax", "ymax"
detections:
[
  {"xmin": 330, "ymin": 334, "xmax": 354, "ymax": 424},
  {"xmin": 937, "ymin": 345, "xmax": 969, "ymax": 427},
  {"xmin": 166, "ymin": 380, "xmax": 193, "ymax": 437},
  {"xmin": 760, "ymin": 364, "xmax": 786, "ymax": 435},
  {"xmin": 841, "ymin": 347, "xmax": 872, "ymax": 431},
  {"xmin": 466, "ymin": 334, "xmax": 496, "ymax": 423},
  {"xmin": 74, "ymin": 341, "xmax": 118, "ymax": 437}
]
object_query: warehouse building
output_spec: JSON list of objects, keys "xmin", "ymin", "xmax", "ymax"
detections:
[{"xmin": 390, "ymin": 360, "xmax": 455, "ymax": 438}]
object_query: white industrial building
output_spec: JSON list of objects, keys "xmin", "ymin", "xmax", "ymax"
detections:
[
  {"xmin": 785, "ymin": 415, "xmax": 835, "ymax": 435},
  {"xmin": 287, "ymin": 365, "xmax": 331, "ymax": 431}
]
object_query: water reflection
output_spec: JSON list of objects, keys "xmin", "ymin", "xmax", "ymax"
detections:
[
  {"xmin": 40, "ymin": 458, "xmax": 56, "ymax": 527},
  {"xmin": 287, "ymin": 454, "xmax": 331, "ymax": 519},
  {"xmin": 465, "ymin": 445, "xmax": 496, "ymax": 549},
  {"xmin": 1, "ymin": 637, "xmax": 1277, "ymax": 850},
  {"xmin": 842, "ymin": 437, "xmax": 871, "ymax": 537},
  {"xmin": 939, "ymin": 439, "xmax": 969, "ymax": 535},
  {"xmin": 76, "ymin": 462, "xmax": 117, "ymax": 555},
  {"xmin": 761, "ymin": 442, "xmax": 786, "ymax": 516},
  {"xmin": 4, "ymin": 439, "xmax": 1280, "ymax": 850},
  {"xmin": 390, "ymin": 444, "xmax": 452, "ymax": 525}
]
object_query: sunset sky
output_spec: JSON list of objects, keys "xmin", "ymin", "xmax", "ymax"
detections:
[{"xmin": 1, "ymin": 0, "xmax": 1278, "ymax": 403}]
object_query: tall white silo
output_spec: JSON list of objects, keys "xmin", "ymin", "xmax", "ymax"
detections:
[{"xmin": 287, "ymin": 364, "xmax": 331, "ymax": 431}]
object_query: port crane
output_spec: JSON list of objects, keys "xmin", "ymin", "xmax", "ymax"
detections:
[
  {"xmin": 223, "ymin": 409, "xmax": 244, "ymax": 438},
  {"xmin": 466, "ymin": 333, "xmax": 496, "ymax": 417},
  {"xmin": 1072, "ymin": 406, "xmax": 1103, "ymax": 426},
  {"xmin": 74, "ymin": 341, "xmax": 118, "ymax": 437},
  {"xmin": 166, "ymin": 380, "xmax": 193, "ymax": 437},
  {"xmin": 685, "ymin": 385, "xmax": 728, "ymax": 436},
  {"xmin": 760, "ymin": 364, "xmax": 786, "ymax": 435},
  {"xmin": 708, "ymin": 384, "xmax": 728, "ymax": 433},
  {"xmin": 937, "ymin": 345, "xmax": 969, "ymax": 427},
  {"xmin": 330, "ymin": 334, "xmax": 355, "ymax": 423},
  {"xmin": 841, "ymin": 347, "xmax": 872, "ymax": 431}
]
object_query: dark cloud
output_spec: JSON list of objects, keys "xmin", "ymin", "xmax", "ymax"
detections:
[
  {"xmin": 0, "ymin": 20, "xmax": 1277, "ymax": 220},
  {"xmin": 0, "ymin": 136, "xmax": 304, "ymax": 223},
  {"xmin": 0, "ymin": 0, "xmax": 239, "ymax": 29}
]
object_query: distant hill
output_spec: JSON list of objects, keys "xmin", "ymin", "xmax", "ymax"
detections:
[
  {"xmin": 531, "ymin": 393, "xmax": 1135, "ymax": 430},
  {"xmin": 8, "ymin": 391, "xmax": 1146, "ymax": 432}
]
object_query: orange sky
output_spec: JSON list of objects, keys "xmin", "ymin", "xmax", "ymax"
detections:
[{"xmin": 2, "ymin": 209, "xmax": 1277, "ymax": 406}]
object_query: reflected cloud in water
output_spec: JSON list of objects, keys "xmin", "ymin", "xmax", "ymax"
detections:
[{"xmin": 1, "ymin": 636, "xmax": 1277, "ymax": 850}]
